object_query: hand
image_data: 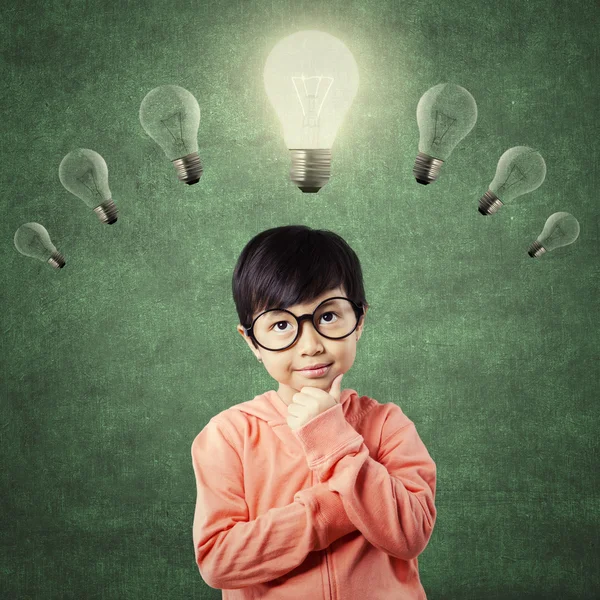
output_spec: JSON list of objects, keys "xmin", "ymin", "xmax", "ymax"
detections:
[{"xmin": 286, "ymin": 373, "xmax": 344, "ymax": 431}]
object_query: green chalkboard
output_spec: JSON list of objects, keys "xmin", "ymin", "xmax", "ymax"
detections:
[{"xmin": 1, "ymin": 0, "xmax": 598, "ymax": 598}]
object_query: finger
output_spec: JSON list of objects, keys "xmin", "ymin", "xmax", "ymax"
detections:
[
  {"xmin": 298, "ymin": 387, "xmax": 325, "ymax": 400},
  {"xmin": 328, "ymin": 373, "xmax": 344, "ymax": 403},
  {"xmin": 292, "ymin": 392, "xmax": 307, "ymax": 404}
]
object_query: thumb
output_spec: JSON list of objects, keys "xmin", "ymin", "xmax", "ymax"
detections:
[{"xmin": 329, "ymin": 373, "xmax": 344, "ymax": 403}]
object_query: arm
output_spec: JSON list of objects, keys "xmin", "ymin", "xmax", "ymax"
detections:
[
  {"xmin": 292, "ymin": 402, "xmax": 437, "ymax": 561},
  {"xmin": 191, "ymin": 418, "xmax": 357, "ymax": 590}
]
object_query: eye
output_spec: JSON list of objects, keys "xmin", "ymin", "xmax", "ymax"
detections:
[{"xmin": 319, "ymin": 311, "xmax": 339, "ymax": 323}]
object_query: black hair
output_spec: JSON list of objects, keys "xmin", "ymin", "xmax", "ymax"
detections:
[{"xmin": 232, "ymin": 225, "xmax": 369, "ymax": 348}]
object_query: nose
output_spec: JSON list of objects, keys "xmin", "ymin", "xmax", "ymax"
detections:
[{"xmin": 296, "ymin": 318, "xmax": 324, "ymax": 350}]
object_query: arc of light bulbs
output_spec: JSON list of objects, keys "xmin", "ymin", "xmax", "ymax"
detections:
[
  {"xmin": 413, "ymin": 82, "xmax": 478, "ymax": 185},
  {"xmin": 528, "ymin": 211, "xmax": 580, "ymax": 258},
  {"xmin": 58, "ymin": 148, "xmax": 118, "ymax": 224},
  {"xmin": 13, "ymin": 223, "xmax": 65, "ymax": 269},
  {"xmin": 478, "ymin": 146, "xmax": 546, "ymax": 215},
  {"xmin": 138, "ymin": 84, "xmax": 203, "ymax": 185},
  {"xmin": 263, "ymin": 29, "xmax": 359, "ymax": 193}
]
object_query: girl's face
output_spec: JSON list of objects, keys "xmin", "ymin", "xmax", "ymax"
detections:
[{"xmin": 237, "ymin": 286, "xmax": 367, "ymax": 406}]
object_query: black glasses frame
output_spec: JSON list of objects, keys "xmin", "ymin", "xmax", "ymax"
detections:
[{"xmin": 243, "ymin": 296, "xmax": 365, "ymax": 352}]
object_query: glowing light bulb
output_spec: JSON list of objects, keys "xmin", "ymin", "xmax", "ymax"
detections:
[
  {"xmin": 14, "ymin": 223, "xmax": 65, "ymax": 269},
  {"xmin": 413, "ymin": 83, "xmax": 478, "ymax": 185},
  {"xmin": 139, "ymin": 85, "xmax": 203, "ymax": 185},
  {"xmin": 264, "ymin": 30, "xmax": 359, "ymax": 192},
  {"xmin": 59, "ymin": 148, "xmax": 118, "ymax": 224},
  {"xmin": 479, "ymin": 146, "xmax": 546, "ymax": 215},
  {"xmin": 528, "ymin": 212, "xmax": 580, "ymax": 258}
]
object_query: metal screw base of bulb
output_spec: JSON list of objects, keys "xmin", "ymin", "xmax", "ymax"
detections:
[
  {"xmin": 528, "ymin": 240, "xmax": 546, "ymax": 258},
  {"xmin": 290, "ymin": 149, "xmax": 331, "ymax": 193},
  {"xmin": 173, "ymin": 152, "xmax": 203, "ymax": 185},
  {"xmin": 413, "ymin": 152, "xmax": 443, "ymax": 185},
  {"xmin": 478, "ymin": 190, "xmax": 503, "ymax": 215},
  {"xmin": 48, "ymin": 251, "xmax": 66, "ymax": 269},
  {"xmin": 94, "ymin": 199, "xmax": 118, "ymax": 224}
]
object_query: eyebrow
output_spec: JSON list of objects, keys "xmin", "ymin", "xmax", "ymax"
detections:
[{"xmin": 262, "ymin": 294, "xmax": 344, "ymax": 316}]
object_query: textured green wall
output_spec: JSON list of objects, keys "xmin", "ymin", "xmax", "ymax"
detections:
[{"xmin": 1, "ymin": 0, "xmax": 598, "ymax": 598}]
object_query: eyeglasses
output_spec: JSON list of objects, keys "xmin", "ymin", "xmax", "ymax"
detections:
[{"xmin": 243, "ymin": 296, "xmax": 365, "ymax": 352}]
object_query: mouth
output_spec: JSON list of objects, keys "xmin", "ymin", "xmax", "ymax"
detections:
[
  {"xmin": 297, "ymin": 363, "xmax": 333, "ymax": 377},
  {"xmin": 298, "ymin": 362, "xmax": 332, "ymax": 371}
]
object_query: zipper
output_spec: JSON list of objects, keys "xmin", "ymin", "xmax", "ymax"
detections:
[
  {"xmin": 324, "ymin": 548, "xmax": 333, "ymax": 600},
  {"xmin": 313, "ymin": 470, "xmax": 333, "ymax": 600}
]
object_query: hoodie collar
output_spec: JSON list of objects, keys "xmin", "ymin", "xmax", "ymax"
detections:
[{"xmin": 231, "ymin": 388, "xmax": 358, "ymax": 426}]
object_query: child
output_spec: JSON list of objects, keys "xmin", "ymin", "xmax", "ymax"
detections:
[{"xmin": 191, "ymin": 225, "xmax": 437, "ymax": 599}]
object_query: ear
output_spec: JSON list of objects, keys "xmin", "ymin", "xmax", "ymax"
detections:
[
  {"xmin": 356, "ymin": 307, "xmax": 368, "ymax": 340},
  {"xmin": 237, "ymin": 325, "xmax": 261, "ymax": 360}
]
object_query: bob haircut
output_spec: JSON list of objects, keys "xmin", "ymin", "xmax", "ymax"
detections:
[{"xmin": 232, "ymin": 225, "xmax": 369, "ymax": 349}]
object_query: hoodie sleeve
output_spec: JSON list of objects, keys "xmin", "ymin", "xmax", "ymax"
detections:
[
  {"xmin": 191, "ymin": 417, "xmax": 357, "ymax": 589},
  {"xmin": 292, "ymin": 401, "xmax": 437, "ymax": 561}
]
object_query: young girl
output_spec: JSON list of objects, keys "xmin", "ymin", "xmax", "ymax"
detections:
[{"xmin": 191, "ymin": 225, "xmax": 437, "ymax": 599}]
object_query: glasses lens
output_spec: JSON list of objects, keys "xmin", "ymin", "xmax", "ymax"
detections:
[{"xmin": 253, "ymin": 298, "xmax": 359, "ymax": 350}]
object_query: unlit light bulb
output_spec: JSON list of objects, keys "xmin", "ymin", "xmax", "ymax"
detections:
[
  {"xmin": 528, "ymin": 212, "xmax": 580, "ymax": 258},
  {"xmin": 14, "ymin": 223, "xmax": 65, "ymax": 269},
  {"xmin": 264, "ymin": 30, "xmax": 359, "ymax": 192},
  {"xmin": 139, "ymin": 85, "xmax": 203, "ymax": 185},
  {"xmin": 59, "ymin": 149, "xmax": 118, "ymax": 224},
  {"xmin": 479, "ymin": 146, "xmax": 546, "ymax": 215},
  {"xmin": 413, "ymin": 83, "xmax": 477, "ymax": 185}
]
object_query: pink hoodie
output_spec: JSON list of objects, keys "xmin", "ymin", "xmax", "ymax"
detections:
[{"xmin": 191, "ymin": 388, "xmax": 437, "ymax": 599}]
